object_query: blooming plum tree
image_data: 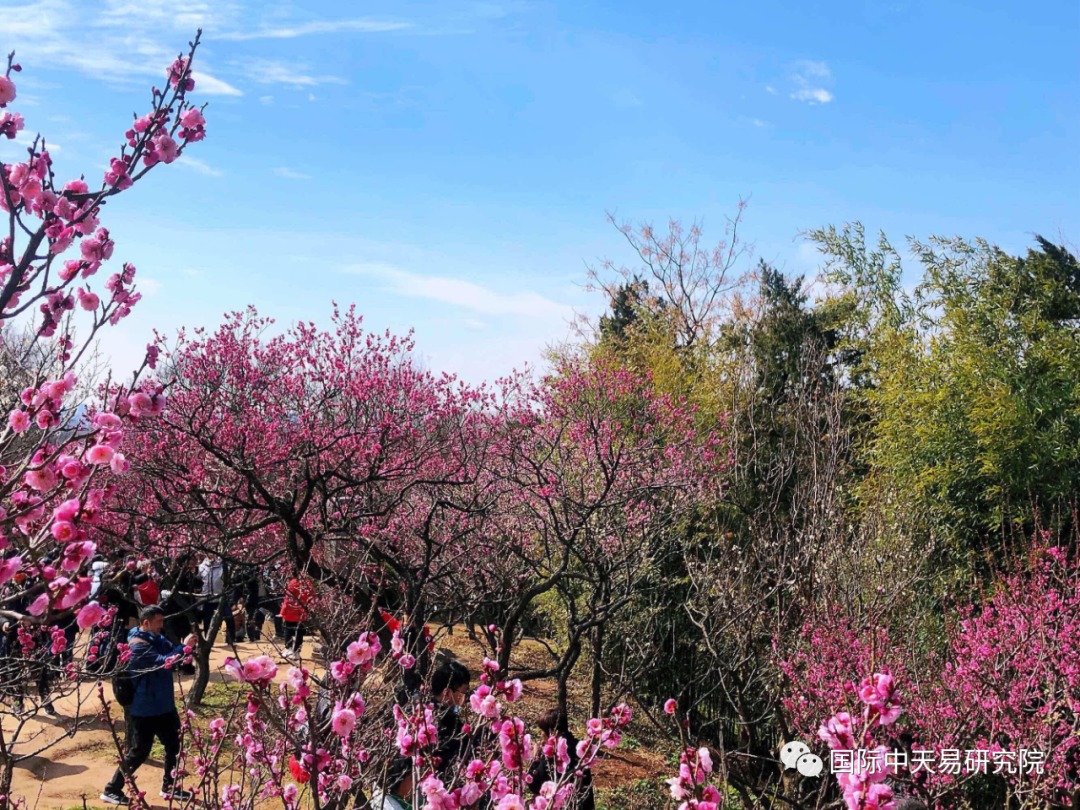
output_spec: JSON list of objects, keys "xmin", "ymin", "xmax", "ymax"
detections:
[{"xmin": 0, "ymin": 34, "xmax": 209, "ymax": 803}]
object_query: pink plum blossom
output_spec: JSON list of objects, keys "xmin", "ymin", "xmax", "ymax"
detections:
[
  {"xmin": 86, "ymin": 444, "xmax": 115, "ymax": 465},
  {"xmin": 0, "ymin": 556, "xmax": 22, "ymax": 586},
  {"xmin": 0, "ymin": 76, "xmax": 16, "ymax": 105},
  {"xmin": 331, "ymin": 705, "xmax": 356, "ymax": 737},
  {"xmin": 76, "ymin": 601, "xmax": 107, "ymax": 630},
  {"xmin": 28, "ymin": 592, "xmax": 50, "ymax": 616},
  {"xmin": 7, "ymin": 410, "xmax": 30, "ymax": 433}
]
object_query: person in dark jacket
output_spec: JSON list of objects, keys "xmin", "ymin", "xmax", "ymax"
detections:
[
  {"xmin": 527, "ymin": 708, "xmax": 595, "ymax": 810},
  {"xmin": 100, "ymin": 606, "xmax": 197, "ymax": 806},
  {"xmin": 431, "ymin": 660, "xmax": 473, "ymax": 773},
  {"xmin": 0, "ymin": 584, "xmax": 58, "ymax": 716},
  {"xmin": 91, "ymin": 587, "xmax": 141, "ymax": 674},
  {"xmin": 241, "ymin": 567, "xmax": 264, "ymax": 641}
]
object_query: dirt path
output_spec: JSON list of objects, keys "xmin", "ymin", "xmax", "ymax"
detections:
[
  {"xmin": 6, "ymin": 629, "xmax": 670, "ymax": 809},
  {"xmin": 8, "ymin": 639, "xmax": 274, "ymax": 810}
]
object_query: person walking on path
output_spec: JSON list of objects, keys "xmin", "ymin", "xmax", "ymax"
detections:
[
  {"xmin": 100, "ymin": 606, "xmax": 198, "ymax": 806},
  {"xmin": 198, "ymin": 556, "xmax": 235, "ymax": 643},
  {"xmin": 279, "ymin": 574, "xmax": 315, "ymax": 659}
]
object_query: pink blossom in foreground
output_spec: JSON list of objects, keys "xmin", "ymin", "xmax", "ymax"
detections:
[
  {"xmin": 8, "ymin": 410, "xmax": 31, "ymax": 433},
  {"xmin": 28, "ymin": 592, "xmax": 50, "ymax": 616},
  {"xmin": 0, "ymin": 556, "xmax": 22, "ymax": 586},
  {"xmin": 223, "ymin": 654, "xmax": 278, "ymax": 686},
  {"xmin": 331, "ymin": 704, "xmax": 356, "ymax": 737},
  {"xmin": 25, "ymin": 466, "xmax": 57, "ymax": 492},
  {"xmin": 76, "ymin": 601, "xmax": 107, "ymax": 630},
  {"xmin": 346, "ymin": 632, "xmax": 381, "ymax": 667},
  {"xmin": 58, "ymin": 576, "xmax": 91, "ymax": 609},
  {"xmin": 0, "ymin": 76, "xmax": 16, "ymax": 105},
  {"xmin": 86, "ymin": 444, "xmax": 115, "ymax": 465}
]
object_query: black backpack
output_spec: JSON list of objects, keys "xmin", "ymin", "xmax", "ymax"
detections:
[{"xmin": 111, "ymin": 646, "xmax": 139, "ymax": 707}]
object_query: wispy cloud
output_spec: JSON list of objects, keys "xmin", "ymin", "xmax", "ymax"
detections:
[
  {"xmin": 235, "ymin": 58, "xmax": 347, "ymax": 88},
  {"xmin": 790, "ymin": 60, "xmax": 835, "ymax": 104},
  {"xmin": 342, "ymin": 262, "xmax": 572, "ymax": 319},
  {"xmin": 4, "ymin": 0, "xmax": 239, "ymax": 93},
  {"xmin": 273, "ymin": 167, "xmax": 313, "ymax": 180},
  {"xmin": 794, "ymin": 60, "xmax": 831, "ymax": 79},
  {"xmin": 765, "ymin": 85, "xmax": 777, "ymax": 95},
  {"xmin": 259, "ymin": 95, "xmax": 274, "ymax": 105},
  {"xmin": 218, "ymin": 18, "xmax": 411, "ymax": 40},
  {"xmin": 94, "ymin": 0, "xmax": 242, "ymax": 32},
  {"xmin": 0, "ymin": 131, "xmax": 63, "ymax": 160},
  {"xmin": 177, "ymin": 156, "xmax": 224, "ymax": 176},
  {"xmin": 792, "ymin": 87, "xmax": 834, "ymax": 104},
  {"xmin": 612, "ymin": 89, "xmax": 644, "ymax": 108},
  {"xmin": 191, "ymin": 71, "xmax": 243, "ymax": 97},
  {"xmin": 752, "ymin": 118, "xmax": 768, "ymax": 128}
]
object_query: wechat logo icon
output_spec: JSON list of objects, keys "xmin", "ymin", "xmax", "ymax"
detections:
[{"xmin": 780, "ymin": 741, "xmax": 824, "ymax": 777}]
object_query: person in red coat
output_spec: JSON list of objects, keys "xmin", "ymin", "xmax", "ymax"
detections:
[{"xmin": 278, "ymin": 575, "xmax": 314, "ymax": 659}]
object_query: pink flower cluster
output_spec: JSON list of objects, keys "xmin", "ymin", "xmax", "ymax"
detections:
[
  {"xmin": 816, "ymin": 674, "xmax": 903, "ymax": 810},
  {"xmin": 223, "ymin": 654, "xmax": 278, "ymax": 686},
  {"xmin": 666, "ymin": 747, "xmax": 721, "ymax": 810},
  {"xmin": 469, "ymin": 658, "xmax": 524, "ymax": 720}
]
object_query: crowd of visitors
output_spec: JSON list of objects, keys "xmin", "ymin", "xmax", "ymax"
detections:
[
  {"xmin": 0, "ymin": 553, "xmax": 303, "ymax": 723},
  {"xmin": 2, "ymin": 554, "xmax": 597, "ymax": 809}
]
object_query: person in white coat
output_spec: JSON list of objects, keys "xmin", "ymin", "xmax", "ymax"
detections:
[
  {"xmin": 90, "ymin": 557, "xmax": 108, "ymax": 598},
  {"xmin": 197, "ymin": 557, "xmax": 234, "ymax": 643}
]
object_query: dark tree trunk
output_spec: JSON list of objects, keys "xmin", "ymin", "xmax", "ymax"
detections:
[
  {"xmin": 186, "ymin": 578, "xmax": 230, "ymax": 708},
  {"xmin": 557, "ymin": 639, "xmax": 582, "ymax": 716},
  {"xmin": 0, "ymin": 751, "xmax": 12, "ymax": 810},
  {"xmin": 590, "ymin": 623, "xmax": 605, "ymax": 718}
]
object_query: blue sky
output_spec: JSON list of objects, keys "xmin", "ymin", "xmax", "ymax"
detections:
[{"xmin": 2, "ymin": 0, "xmax": 1077, "ymax": 382}]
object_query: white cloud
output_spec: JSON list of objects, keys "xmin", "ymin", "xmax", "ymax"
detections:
[
  {"xmin": 790, "ymin": 60, "xmax": 835, "ymax": 104},
  {"xmin": 0, "ymin": 132, "xmax": 62, "ymax": 161},
  {"xmin": 177, "ymin": 156, "xmax": 224, "ymax": 176},
  {"xmin": 235, "ymin": 58, "xmax": 347, "ymax": 88},
  {"xmin": 138, "ymin": 277, "xmax": 163, "ymax": 296},
  {"xmin": 259, "ymin": 95, "xmax": 274, "ymax": 105},
  {"xmin": 191, "ymin": 71, "xmax": 243, "ymax": 97},
  {"xmin": 95, "ymin": 0, "xmax": 242, "ymax": 32},
  {"xmin": 342, "ymin": 262, "xmax": 573, "ymax": 319},
  {"xmin": 218, "ymin": 18, "xmax": 411, "ymax": 40},
  {"xmin": 792, "ymin": 87, "xmax": 834, "ymax": 104},
  {"xmin": 2, "ymin": 0, "xmax": 238, "ymax": 94},
  {"xmin": 794, "ymin": 60, "xmax": 831, "ymax": 79},
  {"xmin": 765, "ymin": 85, "xmax": 777, "ymax": 95},
  {"xmin": 273, "ymin": 167, "xmax": 313, "ymax": 180},
  {"xmin": 752, "ymin": 118, "xmax": 767, "ymax": 128}
]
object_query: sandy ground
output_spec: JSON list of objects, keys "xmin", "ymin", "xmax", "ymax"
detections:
[
  {"xmin": 7, "ymin": 637, "xmax": 278, "ymax": 810},
  {"xmin": 4, "ymin": 627, "xmax": 670, "ymax": 810}
]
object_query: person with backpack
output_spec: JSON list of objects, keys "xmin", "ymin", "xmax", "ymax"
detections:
[{"xmin": 100, "ymin": 606, "xmax": 198, "ymax": 806}]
